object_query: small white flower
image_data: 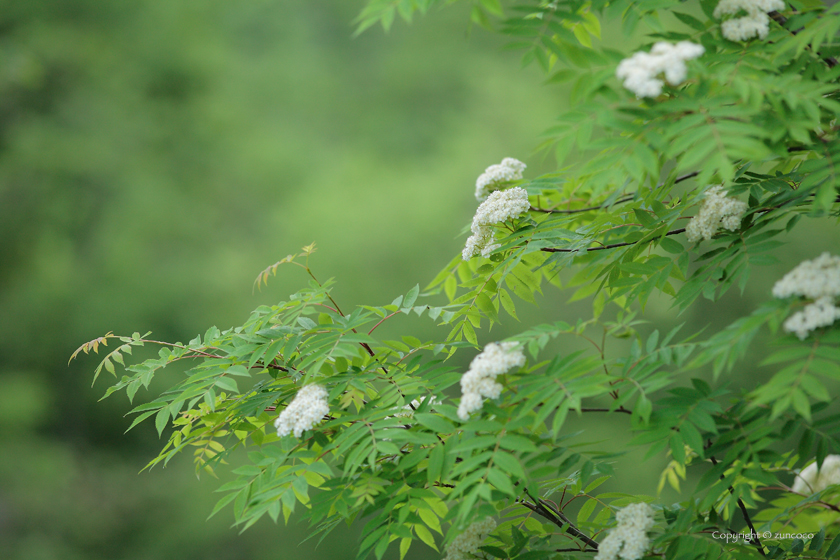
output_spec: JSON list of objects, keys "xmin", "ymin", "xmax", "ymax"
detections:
[
  {"xmin": 782, "ymin": 297, "xmax": 840, "ymax": 340},
  {"xmin": 462, "ymin": 224, "xmax": 499, "ymax": 261},
  {"xmin": 444, "ymin": 518, "xmax": 497, "ymax": 560},
  {"xmin": 616, "ymin": 41, "xmax": 704, "ymax": 98},
  {"xmin": 595, "ymin": 503, "xmax": 655, "ymax": 560},
  {"xmin": 792, "ymin": 455, "xmax": 840, "ymax": 495},
  {"xmin": 685, "ymin": 185, "xmax": 748, "ymax": 242},
  {"xmin": 274, "ymin": 384, "xmax": 329, "ymax": 438},
  {"xmin": 458, "ymin": 342, "xmax": 526, "ymax": 420},
  {"xmin": 772, "ymin": 253, "xmax": 840, "ymax": 300},
  {"xmin": 472, "ymin": 187, "xmax": 532, "ymax": 226},
  {"xmin": 714, "ymin": 0, "xmax": 784, "ymax": 41},
  {"xmin": 772, "ymin": 253, "xmax": 840, "ymax": 339},
  {"xmin": 462, "ymin": 187, "xmax": 530, "ymax": 260},
  {"xmin": 475, "ymin": 157, "xmax": 526, "ymax": 201}
]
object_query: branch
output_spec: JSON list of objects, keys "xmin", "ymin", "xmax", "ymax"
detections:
[
  {"xmin": 531, "ymin": 196, "xmax": 633, "ymax": 215},
  {"xmin": 760, "ymin": 484, "xmax": 840, "ymax": 514},
  {"xmin": 530, "ymin": 172, "xmax": 699, "ymax": 214},
  {"xmin": 580, "ymin": 407, "xmax": 632, "ymax": 415},
  {"xmin": 368, "ymin": 311, "xmax": 401, "ymax": 335},
  {"xmin": 709, "ymin": 455, "xmax": 766, "ymax": 556},
  {"xmin": 301, "ymin": 265, "xmax": 384, "ymax": 364},
  {"xmin": 252, "ymin": 362, "xmax": 289, "ymax": 372},
  {"xmin": 537, "ymin": 189, "xmax": 840, "ymax": 255},
  {"xmin": 518, "ymin": 489, "xmax": 600, "ymax": 550},
  {"xmin": 540, "ymin": 228, "xmax": 686, "ymax": 253}
]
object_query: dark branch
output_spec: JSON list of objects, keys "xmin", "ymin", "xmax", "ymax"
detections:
[
  {"xmin": 252, "ymin": 362, "xmax": 288, "ymax": 372},
  {"xmin": 580, "ymin": 407, "xmax": 632, "ymax": 415},
  {"xmin": 709, "ymin": 455, "xmax": 766, "ymax": 556},
  {"xmin": 531, "ymin": 196, "xmax": 633, "ymax": 215},
  {"xmin": 518, "ymin": 489, "xmax": 600, "ymax": 550},
  {"xmin": 530, "ymin": 172, "xmax": 700, "ymax": 214},
  {"xmin": 540, "ymin": 228, "xmax": 686, "ymax": 253}
]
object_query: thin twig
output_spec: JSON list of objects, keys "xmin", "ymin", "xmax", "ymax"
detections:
[
  {"xmin": 303, "ymin": 266, "xmax": 382, "ymax": 364},
  {"xmin": 368, "ymin": 311, "xmax": 401, "ymax": 335}
]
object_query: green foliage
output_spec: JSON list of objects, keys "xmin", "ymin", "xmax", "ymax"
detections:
[{"xmin": 73, "ymin": 1, "xmax": 840, "ymax": 560}]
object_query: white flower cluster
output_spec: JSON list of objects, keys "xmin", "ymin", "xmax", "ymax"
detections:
[
  {"xmin": 458, "ymin": 341, "xmax": 525, "ymax": 420},
  {"xmin": 274, "ymin": 384, "xmax": 329, "ymax": 438},
  {"xmin": 616, "ymin": 41, "xmax": 705, "ymax": 98},
  {"xmin": 444, "ymin": 518, "xmax": 497, "ymax": 560},
  {"xmin": 772, "ymin": 253, "xmax": 840, "ymax": 300},
  {"xmin": 772, "ymin": 253, "xmax": 840, "ymax": 340},
  {"xmin": 792, "ymin": 455, "xmax": 840, "ymax": 495},
  {"xmin": 475, "ymin": 157, "xmax": 526, "ymax": 202},
  {"xmin": 714, "ymin": 0, "xmax": 784, "ymax": 42},
  {"xmin": 685, "ymin": 185, "xmax": 748, "ymax": 242},
  {"xmin": 781, "ymin": 298, "xmax": 840, "ymax": 340},
  {"xmin": 462, "ymin": 187, "xmax": 531, "ymax": 260},
  {"xmin": 595, "ymin": 503, "xmax": 656, "ymax": 560}
]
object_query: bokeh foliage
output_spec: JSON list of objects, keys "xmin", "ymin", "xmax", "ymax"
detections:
[
  {"xmin": 0, "ymin": 1, "xmax": 556, "ymax": 558},
  {"xmin": 4, "ymin": 1, "xmax": 840, "ymax": 560}
]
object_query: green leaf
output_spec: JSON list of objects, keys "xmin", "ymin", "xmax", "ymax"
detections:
[
  {"xmin": 462, "ymin": 321, "xmax": 478, "ymax": 346},
  {"xmin": 634, "ymin": 208, "xmax": 656, "ymax": 227},
  {"xmin": 155, "ymin": 407, "xmax": 169, "ymax": 437},
  {"xmin": 499, "ymin": 288, "xmax": 518, "ymax": 320},
  {"xmin": 487, "ymin": 467, "xmax": 515, "ymax": 495},
  {"xmin": 207, "ymin": 492, "xmax": 238, "ymax": 520},
  {"xmin": 403, "ymin": 284, "xmax": 420, "ymax": 309},
  {"xmin": 584, "ymin": 476, "xmax": 610, "ymax": 493},
  {"xmin": 680, "ymin": 422, "xmax": 704, "ymax": 458},
  {"xmin": 826, "ymin": 534, "xmax": 840, "ymax": 558},
  {"xmin": 494, "ymin": 451, "xmax": 526, "ymax": 479},
  {"xmin": 670, "ymin": 432, "xmax": 686, "ymax": 463},
  {"xmin": 414, "ymin": 524, "xmax": 438, "ymax": 551},
  {"xmin": 636, "ymin": 396, "xmax": 652, "ymax": 424},
  {"xmin": 480, "ymin": 546, "xmax": 508, "ymax": 559},
  {"xmin": 791, "ymin": 389, "xmax": 811, "ymax": 421},
  {"xmin": 399, "ymin": 538, "xmax": 411, "ymax": 560},
  {"xmin": 428, "ymin": 444, "xmax": 444, "ymax": 486},
  {"xmin": 580, "ymin": 460, "xmax": 593, "ymax": 485},
  {"xmin": 476, "ymin": 292, "xmax": 499, "ymax": 323},
  {"xmin": 577, "ymin": 498, "xmax": 596, "ymax": 524},
  {"xmin": 660, "ymin": 237, "xmax": 683, "ymax": 254},
  {"xmin": 810, "ymin": 528, "xmax": 825, "ymax": 552},
  {"xmin": 672, "ymin": 11, "xmax": 706, "ymax": 31},
  {"xmin": 415, "ymin": 413, "xmax": 455, "ymax": 434},
  {"xmin": 798, "ymin": 429, "xmax": 814, "ymax": 461},
  {"xmin": 214, "ymin": 377, "xmax": 239, "ymax": 393}
]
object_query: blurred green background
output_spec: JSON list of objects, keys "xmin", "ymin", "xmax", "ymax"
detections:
[{"xmin": 1, "ymin": 1, "xmax": 836, "ymax": 559}]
